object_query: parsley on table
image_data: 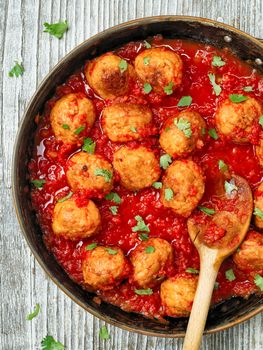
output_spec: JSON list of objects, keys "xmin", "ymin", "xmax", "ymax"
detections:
[
  {"xmin": 31, "ymin": 179, "xmax": 46, "ymax": 189},
  {"xmin": 164, "ymin": 82, "xmax": 174, "ymax": 95},
  {"xmin": 94, "ymin": 169, "xmax": 112, "ymax": 182},
  {"xmin": 82, "ymin": 137, "xmax": 96, "ymax": 154},
  {"xmin": 41, "ymin": 335, "xmax": 65, "ymax": 350},
  {"xmin": 212, "ymin": 56, "xmax": 225, "ymax": 67},
  {"xmin": 8, "ymin": 61, "xmax": 24, "ymax": 77},
  {"xmin": 160, "ymin": 154, "xmax": 172, "ymax": 170},
  {"xmin": 62, "ymin": 124, "xmax": 70, "ymax": 130},
  {"xmin": 259, "ymin": 115, "xmax": 263, "ymax": 127},
  {"xmin": 143, "ymin": 57, "xmax": 150, "ymax": 65},
  {"xmin": 74, "ymin": 125, "xmax": 85, "ymax": 135},
  {"xmin": 144, "ymin": 40, "xmax": 151, "ymax": 48},
  {"xmin": 145, "ymin": 246, "xmax": 155, "ymax": 254},
  {"xmin": 135, "ymin": 288, "xmax": 153, "ymax": 295},
  {"xmin": 152, "ymin": 182, "xmax": 162, "ymax": 189},
  {"xmin": 253, "ymin": 207, "xmax": 263, "ymax": 220},
  {"xmin": 105, "ymin": 247, "xmax": 118, "ymax": 255},
  {"xmin": 57, "ymin": 191, "xmax": 73, "ymax": 203},
  {"xmin": 109, "ymin": 206, "xmax": 118, "ymax": 215},
  {"xmin": 198, "ymin": 206, "xmax": 215, "ymax": 216},
  {"xmin": 119, "ymin": 59, "xmax": 128, "ymax": 73},
  {"xmin": 99, "ymin": 325, "xmax": 110, "ymax": 340},
  {"xmin": 85, "ymin": 243, "xmax": 98, "ymax": 251},
  {"xmin": 105, "ymin": 192, "xmax": 121, "ymax": 204},
  {"xmin": 254, "ymin": 274, "xmax": 263, "ymax": 291},
  {"xmin": 224, "ymin": 179, "xmax": 238, "ymax": 195},
  {"xmin": 143, "ymin": 83, "xmax": 152, "ymax": 94},
  {"xmin": 177, "ymin": 95, "xmax": 192, "ymax": 107},
  {"xmin": 208, "ymin": 73, "xmax": 222, "ymax": 96},
  {"xmin": 208, "ymin": 128, "xmax": 218, "ymax": 140},
  {"xmin": 43, "ymin": 20, "xmax": 69, "ymax": 39},
  {"xmin": 165, "ymin": 188, "xmax": 173, "ymax": 201},
  {"xmin": 186, "ymin": 268, "xmax": 199, "ymax": 274},
  {"xmin": 229, "ymin": 94, "xmax": 248, "ymax": 103},
  {"xmin": 218, "ymin": 159, "xmax": 228, "ymax": 172},
  {"xmin": 174, "ymin": 118, "xmax": 192, "ymax": 138},
  {"xmin": 225, "ymin": 269, "xmax": 236, "ymax": 281},
  {"xmin": 26, "ymin": 303, "xmax": 40, "ymax": 320},
  {"xmin": 132, "ymin": 215, "xmax": 150, "ymax": 233},
  {"xmin": 139, "ymin": 233, "xmax": 149, "ymax": 241},
  {"xmin": 243, "ymin": 86, "xmax": 253, "ymax": 92}
]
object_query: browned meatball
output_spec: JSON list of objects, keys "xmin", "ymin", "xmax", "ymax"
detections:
[
  {"xmin": 233, "ymin": 231, "xmax": 263, "ymax": 272},
  {"xmin": 66, "ymin": 152, "xmax": 113, "ymax": 197},
  {"xmin": 215, "ymin": 97, "xmax": 263, "ymax": 143},
  {"xmin": 130, "ymin": 238, "xmax": 173, "ymax": 288},
  {"xmin": 254, "ymin": 183, "xmax": 263, "ymax": 229},
  {"xmin": 135, "ymin": 47, "xmax": 183, "ymax": 93},
  {"xmin": 82, "ymin": 246, "xmax": 129, "ymax": 290},
  {"xmin": 113, "ymin": 146, "xmax": 161, "ymax": 191},
  {"xmin": 52, "ymin": 198, "xmax": 101, "ymax": 240},
  {"xmin": 160, "ymin": 274, "xmax": 198, "ymax": 317},
  {"xmin": 85, "ymin": 53, "xmax": 134, "ymax": 99},
  {"xmin": 102, "ymin": 103, "xmax": 156, "ymax": 142},
  {"xmin": 50, "ymin": 93, "xmax": 96, "ymax": 144},
  {"xmin": 160, "ymin": 160, "xmax": 205, "ymax": 217},
  {"xmin": 159, "ymin": 110, "xmax": 206, "ymax": 157}
]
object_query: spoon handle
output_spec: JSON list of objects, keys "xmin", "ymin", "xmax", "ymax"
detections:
[{"xmin": 183, "ymin": 254, "xmax": 220, "ymax": 350}]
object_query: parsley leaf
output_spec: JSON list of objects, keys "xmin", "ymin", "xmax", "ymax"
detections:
[
  {"xmin": 225, "ymin": 269, "xmax": 236, "ymax": 281},
  {"xmin": 130, "ymin": 126, "xmax": 137, "ymax": 133},
  {"xmin": 57, "ymin": 191, "xmax": 73, "ymax": 203},
  {"xmin": 243, "ymin": 86, "xmax": 253, "ymax": 92},
  {"xmin": 218, "ymin": 159, "xmax": 228, "ymax": 172},
  {"xmin": 229, "ymin": 94, "xmax": 248, "ymax": 103},
  {"xmin": 105, "ymin": 247, "xmax": 118, "ymax": 255},
  {"xmin": 174, "ymin": 118, "xmax": 192, "ymax": 138},
  {"xmin": 254, "ymin": 274, "xmax": 263, "ymax": 291},
  {"xmin": 177, "ymin": 96, "xmax": 192, "ymax": 107},
  {"xmin": 164, "ymin": 82, "xmax": 174, "ymax": 95},
  {"xmin": 145, "ymin": 246, "xmax": 155, "ymax": 254},
  {"xmin": 8, "ymin": 61, "xmax": 24, "ymax": 77},
  {"xmin": 253, "ymin": 207, "xmax": 263, "ymax": 220},
  {"xmin": 214, "ymin": 281, "xmax": 220, "ymax": 290},
  {"xmin": 152, "ymin": 182, "xmax": 162, "ymax": 189},
  {"xmin": 143, "ymin": 57, "xmax": 150, "ymax": 65},
  {"xmin": 139, "ymin": 233, "xmax": 149, "ymax": 241},
  {"xmin": 208, "ymin": 128, "xmax": 218, "ymax": 140},
  {"xmin": 186, "ymin": 268, "xmax": 199, "ymax": 274},
  {"xmin": 132, "ymin": 215, "xmax": 150, "ymax": 232},
  {"xmin": 143, "ymin": 83, "xmax": 152, "ymax": 94},
  {"xmin": 259, "ymin": 115, "xmax": 263, "ymax": 127},
  {"xmin": 119, "ymin": 59, "xmax": 128, "ymax": 73},
  {"xmin": 82, "ymin": 137, "xmax": 96, "ymax": 154},
  {"xmin": 62, "ymin": 124, "xmax": 70, "ymax": 129},
  {"xmin": 26, "ymin": 303, "xmax": 40, "ymax": 320},
  {"xmin": 86, "ymin": 243, "xmax": 97, "ymax": 251},
  {"xmin": 134, "ymin": 288, "xmax": 153, "ymax": 295},
  {"xmin": 99, "ymin": 325, "xmax": 110, "ymax": 340},
  {"xmin": 165, "ymin": 188, "xmax": 174, "ymax": 201},
  {"xmin": 224, "ymin": 179, "xmax": 238, "ymax": 195},
  {"xmin": 74, "ymin": 125, "xmax": 85, "ymax": 135},
  {"xmin": 105, "ymin": 192, "xmax": 121, "ymax": 204},
  {"xmin": 212, "ymin": 55, "xmax": 226, "ymax": 67},
  {"xmin": 94, "ymin": 169, "xmax": 112, "ymax": 182},
  {"xmin": 208, "ymin": 73, "xmax": 222, "ymax": 96},
  {"xmin": 144, "ymin": 40, "xmax": 151, "ymax": 48},
  {"xmin": 43, "ymin": 20, "xmax": 69, "ymax": 39},
  {"xmin": 198, "ymin": 206, "xmax": 215, "ymax": 216},
  {"xmin": 109, "ymin": 206, "xmax": 118, "ymax": 215},
  {"xmin": 31, "ymin": 179, "xmax": 46, "ymax": 189},
  {"xmin": 160, "ymin": 154, "xmax": 172, "ymax": 170},
  {"xmin": 41, "ymin": 335, "xmax": 65, "ymax": 350}
]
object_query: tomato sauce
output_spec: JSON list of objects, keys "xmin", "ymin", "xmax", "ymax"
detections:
[{"xmin": 28, "ymin": 36, "xmax": 263, "ymax": 320}]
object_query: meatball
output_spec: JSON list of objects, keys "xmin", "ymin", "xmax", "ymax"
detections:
[
  {"xmin": 254, "ymin": 183, "xmax": 263, "ymax": 229},
  {"xmin": 102, "ymin": 103, "xmax": 156, "ymax": 142},
  {"xmin": 113, "ymin": 145, "xmax": 161, "ymax": 191},
  {"xmin": 85, "ymin": 53, "xmax": 134, "ymax": 99},
  {"xmin": 134, "ymin": 47, "xmax": 183, "ymax": 93},
  {"xmin": 82, "ymin": 246, "xmax": 129, "ymax": 290},
  {"xmin": 52, "ymin": 198, "xmax": 101, "ymax": 240},
  {"xmin": 159, "ymin": 110, "xmax": 206, "ymax": 157},
  {"xmin": 256, "ymin": 137, "xmax": 263, "ymax": 167},
  {"xmin": 160, "ymin": 274, "xmax": 198, "ymax": 317},
  {"xmin": 66, "ymin": 152, "xmax": 113, "ymax": 197},
  {"xmin": 160, "ymin": 160, "xmax": 205, "ymax": 217},
  {"xmin": 130, "ymin": 238, "xmax": 173, "ymax": 288},
  {"xmin": 215, "ymin": 97, "xmax": 263, "ymax": 143},
  {"xmin": 233, "ymin": 231, "xmax": 263, "ymax": 272},
  {"xmin": 50, "ymin": 93, "xmax": 96, "ymax": 144}
]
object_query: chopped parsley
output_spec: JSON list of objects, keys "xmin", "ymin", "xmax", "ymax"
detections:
[
  {"xmin": 214, "ymin": 282, "xmax": 220, "ymax": 290},
  {"xmin": 119, "ymin": 59, "xmax": 128, "ymax": 73},
  {"xmin": 218, "ymin": 159, "xmax": 228, "ymax": 172},
  {"xmin": 208, "ymin": 128, "xmax": 218, "ymax": 140},
  {"xmin": 254, "ymin": 274, "xmax": 263, "ymax": 291},
  {"xmin": 8, "ymin": 61, "xmax": 24, "ymax": 77},
  {"xmin": 224, "ymin": 179, "xmax": 238, "ymax": 195},
  {"xmin": 225, "ymin": 268, "xmax": 236, "ymax": 281},
  {"xmin": 31, "ymin": 179, "xmax": 46, "ymax": 189},
  {"xmin": 259, "ymin": 115, "xmax": 263, "ymax": 127},
  {"xmin": 160, "ymin": 154, "xmax": 172, "ymax": 170},
  {"xmin": 186, "ymin": 268, "xmax": 199, "ymax": 274},
  {"xmin": 145, "ymin": 246, "xmax": 155, "ymax": 254},
  {"xmin": 26, "ymin": 303, "xmax": 40, "ymax": 320},
  {"xmin": 143, "ymin": 83, "xmax": 152, "ymax": 94},
  {"xmin": 134, "ymin": 288, "xmax": 153, "ymax": 295},
  {"xmin": 57, "ymin": 191, "xmax": 73, "ymax": 203},
  {"xmin": 229, "ymin": 94, "xmax": 248, "ymax": 103},
  {"xmin": 164, "ymin": 188, "xmax": 173, "ymax": 201},
  {"xmin": 109, "ymin": 206, "xmax": 118, "ymax": 215},
  {"xmin": 105, "ymin": 192, "xmax": 121, "ymax": 204},
  {"xmin": 94, "ymin": 168, "xmax": 112, "ymax": 182},
  {"xmin": 139, "ymin": 233, "xmax": 149, "ymax": 241},
  {"xmin": 164, "ymin": 82, "xmax": 174, "ymax": 95},
  {"xmin": 130, "ymin": 126, "xmax": 137, "ymax": 133},
  {"xmin": 174, "ymin": 118, "xmax": 192, "ymax": 138},
  {"xmin": 243, "ymin": 86, "xmax": 253, "ymax": 92},
  {"xmin": 212, "ymin": 55, "xmax": 226, "ymax": 67},
  {"xmin": 105, "ymin": 247, "xmax": 118, "ymax": 255},
  {"xmin": 208, "ymin": 73, "xmax": 222, "ymax": 96},
  {"xmin": 143, "ymin": 57, "xmax": 150, "ymax": 65},
  {"xmin": 99, "ymin": 325, "xmax": 110, "ymax": 340},
  {"xmin": 43, "ymin": 20, "xmax": 69, "ymax": 39},
  {"xmin": 82, "ymin": 137, "xmax": 96, "ymax": 154},
  {"xmin": 144, "ymin": 40, "xmax": 151, "ymax": 48},
  {"xmin": 177, "ymin": 95, "xmax": 192, "ymax": 107},
  {"xmin": 41, "ymin": 335, "xmax": 65, "ymax": 350},
  {"xmin": 62, "ymin": 124, "xmax": 70, "ymax": 129},
  {"xmin": 132, "ymin": 215, "xmax": 150, "ymax": 233},
  {"xmin": 152, "ymin": 182, "xmax": 162, "ymax": 189},
  {"xmin": 74, "ymin": 125, "xmax": 85, "ymax": 135},
  {"xmin": 85, "ymin": 243, "xmax": 98, "ymax": 251},
  {"xmin": 198, "ymin": 206, "xmax": 215, "ymax": 216},
  {"xmin": 253, "ymin": 207, "xmax": 263, "ymax": 220}
]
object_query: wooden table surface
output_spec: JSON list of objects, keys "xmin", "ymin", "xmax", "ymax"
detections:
[{"xmin": 1, "ymin": 0, "xmax": 263, "ymax": 349}]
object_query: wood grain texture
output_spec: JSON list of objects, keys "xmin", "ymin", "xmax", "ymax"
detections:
[{"xmin": 0, "ymin": 0, "xmax": 263, "ymax": 349}]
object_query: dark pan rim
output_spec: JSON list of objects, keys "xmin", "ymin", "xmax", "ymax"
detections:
[{"xmin": 12, "ymin": 15, "xmax": 263, "ymax": 338}]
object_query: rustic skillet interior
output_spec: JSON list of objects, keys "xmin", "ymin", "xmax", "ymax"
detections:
[{"xmin": 12, "ymin": 16, "xmax": 263, "ymax": 337}]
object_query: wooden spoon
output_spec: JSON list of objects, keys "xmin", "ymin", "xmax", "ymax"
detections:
[{"xmin": 182, "ymin": 174, "xmax": 253, "ymax": 350}]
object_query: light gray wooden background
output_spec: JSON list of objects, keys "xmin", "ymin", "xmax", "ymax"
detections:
[{"xmin": 1, "ymin": 0, "xmax": 263, "ymax": 349}]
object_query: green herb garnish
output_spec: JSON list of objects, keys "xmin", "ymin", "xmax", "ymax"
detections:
[
  {"xmin": 254, "ymin": 274, "xmax": 263, "ymax": 291},
  {"xmin": 144, "ymin": 40, "xmax": 151, "ymax": 48},
  {"xmin": 41, "ymin": 335, "xmax": 65, "ymax": 350},
  {"xmin": 134, "ymin": 288, "xmax": 153, "ymax": 295},
  {"xmin": 143, "ymin": 57, "xmax": 150, "ymax": 65},
  {"xmin": 139, "ymin": 233, "xmax": 149, "ymax": 241},
  {"xmin": 85, "ymin": 243, "xmax": 98, "ymax": 251},
  {"xmin": 43, "ymin": 20, "xmax": 69, "ymax": 39},
  {"xmin": 57, "ymin": 191, "xmax": 73, "ymax": 203},
  {"xmin": 225, "ymin": 268, "xmax": 236, "ymax": 281},
  {"xmin": 8, "ymin": 61, "xmax": 24, "ymax": 77},
  {"xmin": 152, "ymin": 182, "xmax": 162, "ymax": 189},
  {"xmin": 254, "ymin": 207, "xmax": 263, "ymax": 220},
  {"xmin": 259, "ymin": 115, "xmax": 263, "ymax": 127},
  {"xmin": 208, "ymin": 128, "xmax": 218, "ymax": 140},
  {"xmin": 198, "ymin": 206, "xmax": 215, "ymax": 216},
  {"xmin": 208, "ymin": 73, "xmax": 222, "ymax": 96},
  {"xmin": 82, "ymin": 137, "xmax": 96, "ymax": 154},
  {"xmin": 105, "ymin": 247, "xmax": 118, "ymax": 255},
  {"xmin": 212, "ymin": 56, "xmax": 225, "ymax": 67},
  {"xmin": 229, "ymin": 94, "xmax": 248, "ymax": 103},
  {"xmin": 62, "ymin": 124, "xmax": 70, "ymax": 129},
  {"xmin": 165, "ymin": 188, "xmax": 174, "ymax": 201},
  {"xmin": 164, "ymin": 82, "xmax": 174, "ymax": 95},
  {"xmin": 186, "ymin": 268, "xmax": 199, "ymax": 274},
  {"xmin": 109, "ymin": 206, "xmax": 118, "ymax": 215},
  {"xmin": 132, "ymin": 215, "xmax": 150, "ymax": 233},
  {"xmin": 145, "ymin": 246, "xmax": 155, "ymax": 254},
  {"xmin": 130, "ymin": 126, "xmax": 137, "ymax": 133},
  {"xmin": 99, "ymin": 325, "xmax": 110, "ymax": 340},
  {"xmin": 94, "ymin": 169, "xmax": 112, "ymax": 182},
  {"xmin": 74, "ymin": 125, "xmax": 85, "ymax": 135},
  {"xmin": 174, "ymin": 118, "xmax": 192, "ymax": 138},
  {"xmin": 224, "ymin": 180, "xmax": 238, "ymax": 195},
  {"xmin": 143, "ymin": 83, "xmax": 152, "ymax": 94},
  {"xmin": 105, "ymin": 192, "xmax": 121, "ymax": 204},
  {"xmin": 218, "ymin": 159, "xmax": 228, "ymax": 172},
  {"xmin": 119, "ymin": 59, "xmax": 128, "ymax": 73},
  {"xmin": 160, "ymin": 154, "xmax": 172, "ymax": 170},
  {"xmin": 177, "ymin": 96, "xmax": 192, "ymax": 107},
  {"xmin": 31, "ymin": 179, "xmax": 46, "ymax": 189},
  {"xmin": 26, "ymin": 303, "xmax": 40, "ymax": 320}
]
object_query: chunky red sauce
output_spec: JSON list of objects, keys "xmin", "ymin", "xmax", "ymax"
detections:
[{"xmin": 29, "ymin": 36, "xmax": 263, "ymax": 320}]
